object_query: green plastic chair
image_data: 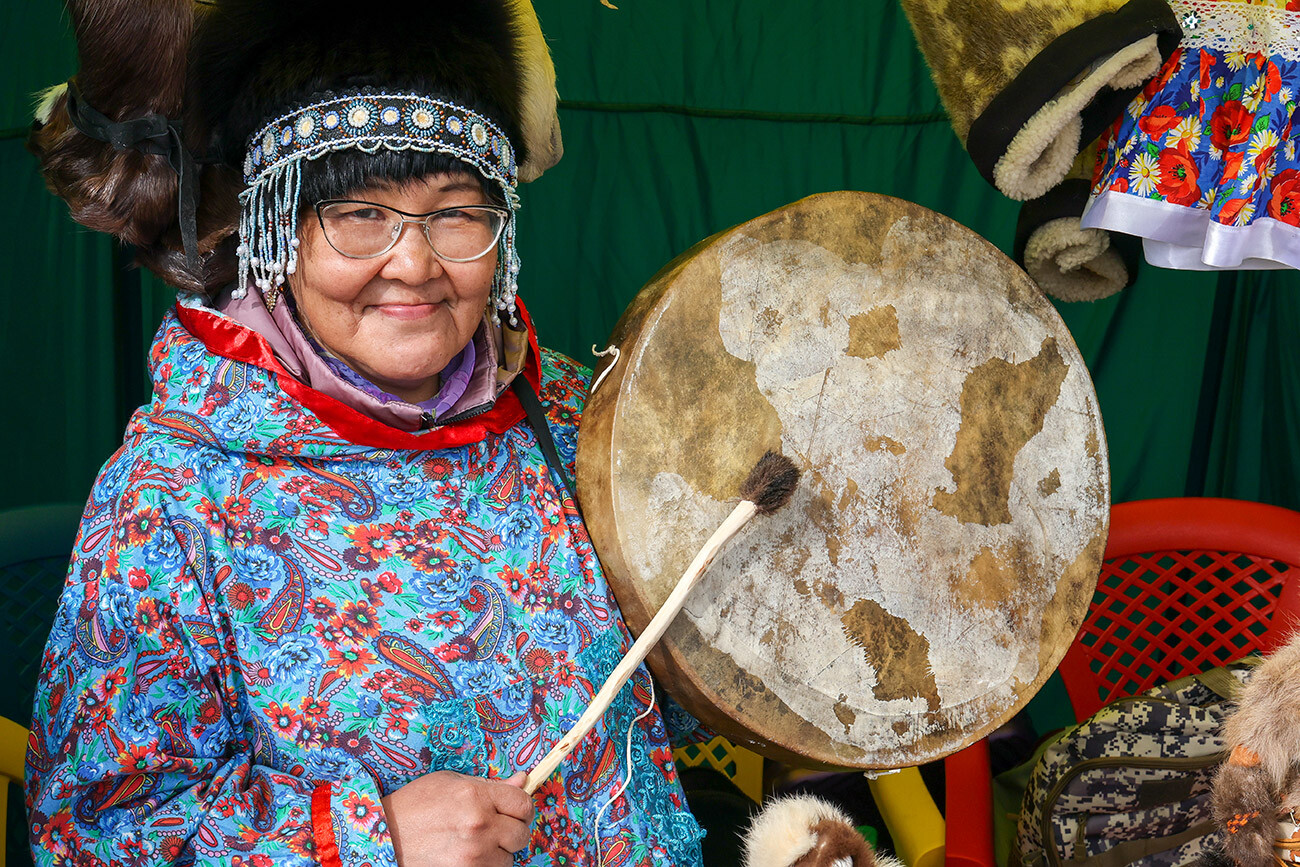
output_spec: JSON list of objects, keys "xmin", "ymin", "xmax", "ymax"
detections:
[{"xmin": 0, "ymin": 502, "xmax": 82, "ymax": 867}]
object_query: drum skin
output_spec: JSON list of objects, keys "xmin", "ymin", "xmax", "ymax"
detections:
[{"xmin": 578, "ymin": 191, "xmax": 1109, "ymax": 769}]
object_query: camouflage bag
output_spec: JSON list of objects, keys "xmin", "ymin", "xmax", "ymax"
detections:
[{"xmin": 1015, "ymin": 657, "xmax": 1259, "ymax": 867}]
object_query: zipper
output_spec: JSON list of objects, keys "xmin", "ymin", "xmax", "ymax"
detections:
[
  {"xmin": 1040, "ymin": 751, "xmax": 1227, "ymax": 867},
  {"xmin": 418, "ymin": 401, "xmax": 494, "ymax": 430}
]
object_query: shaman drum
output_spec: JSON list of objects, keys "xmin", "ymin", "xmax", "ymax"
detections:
[{"xmin": 577, "ymin": 191, "xmax": 1109, "ymax": 769}]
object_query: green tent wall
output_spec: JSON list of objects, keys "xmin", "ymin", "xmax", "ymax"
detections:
[{"xmin": 2, "ymin": 1, "xmax": 1296, "ymax": 513}]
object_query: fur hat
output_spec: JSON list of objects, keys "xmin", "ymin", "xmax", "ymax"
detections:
[
  {"xmin": 187, "ymin": 0, "xmax": 561, "ymax": 184},
  {"xmin": 27, "ymin": 0, "xmax": 243, "ymax": 295},
  {"xmin": 29, "ymin": 0, "xmax": 561, "ymax": 297}
]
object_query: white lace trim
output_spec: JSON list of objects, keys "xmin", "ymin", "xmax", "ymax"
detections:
[{"xmin": 1171, "ymin": 0, "xmax": 1300, "ymax": 60}]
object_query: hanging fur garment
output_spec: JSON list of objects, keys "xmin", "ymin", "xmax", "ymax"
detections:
[{"xmin": 899, "ymin": 0, "xmax": 1181, "ymax": 201}]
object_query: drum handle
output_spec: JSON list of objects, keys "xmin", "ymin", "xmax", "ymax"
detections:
[
  {"xmin": 589, "ymin": 344, "xmax": 621, "ymax": 394},
  {"xmin": 523, "ymin": 499, "xmax": 760, "ymax": 793}
]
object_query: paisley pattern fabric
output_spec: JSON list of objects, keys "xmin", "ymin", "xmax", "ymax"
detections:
[
  {"xmin": 1084, "ymin": 0, "xmax": 1300, "ymax": 269},
  {"xmin": 25, "ymin": 308, "xmax": 704, "ymax": 867}
]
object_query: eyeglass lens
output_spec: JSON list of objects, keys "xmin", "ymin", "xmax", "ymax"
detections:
[{"xmin": 318, "ymin": 203, "xmax": 505, "ymax": 261}]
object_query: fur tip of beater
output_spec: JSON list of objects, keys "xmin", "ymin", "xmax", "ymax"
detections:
[{"xmin": 740, "ymin": 451, "xmax": 800, "ymax": 515}]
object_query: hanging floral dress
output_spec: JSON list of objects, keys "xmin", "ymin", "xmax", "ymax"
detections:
[{"xmin": 1082, "ymin": 0, "xmax": 1300, "ymax": 269}]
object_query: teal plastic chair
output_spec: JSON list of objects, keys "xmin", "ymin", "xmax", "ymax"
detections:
[{"xmin": 0, "ymin": 502, "xmax": 82, "ymax": 867}]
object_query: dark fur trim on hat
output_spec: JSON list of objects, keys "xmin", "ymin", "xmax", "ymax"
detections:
[
  {"xmin": 1212, "ymin": 762, "xmax": 1282, "ymax": 867},
  {"xmin": 28, "ymin": 0, "xmax": 241, "ymax": 295},
  {"xmin": 189, "ymin": 0, "xmax": 526, "ymax": 170}
]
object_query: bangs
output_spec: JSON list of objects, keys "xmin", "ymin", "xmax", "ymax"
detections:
[{"xmin": 298, "ymin": 148, "xmax": 507, "ymax": 207}]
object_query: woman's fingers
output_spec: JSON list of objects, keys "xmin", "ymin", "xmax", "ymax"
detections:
[
  {"xmin": 496, "ymin": 814, "xmax": 533, "ymax": 854},
  {"xmin": 488, "ymin": 777, "xmax": 535, "ymax": 824}
]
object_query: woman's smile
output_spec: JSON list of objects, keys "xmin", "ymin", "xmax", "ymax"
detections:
[{"xmin": 371, "ymin": 300, "xmax": 442, "ymax": 320}]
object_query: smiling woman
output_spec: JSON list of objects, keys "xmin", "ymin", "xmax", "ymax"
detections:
[
  {"xmin": 21, "ymin": 0, "xmax": 707, "ymax": 866},
  {"xmin": 292, "ymin": 174, "xmax": 501, "ymax": 405}
]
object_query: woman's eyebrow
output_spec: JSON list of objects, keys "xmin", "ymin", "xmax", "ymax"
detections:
[{"xmin": 435, "ymin": 180, "xmax": 484, "ymax": 194}]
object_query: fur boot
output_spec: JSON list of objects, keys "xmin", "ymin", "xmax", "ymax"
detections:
[{"xmin": 898, "ymin": 0, "xmax": 1180, "ymax": 200}]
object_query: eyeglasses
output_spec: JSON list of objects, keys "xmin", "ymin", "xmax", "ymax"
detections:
[{"xmin": 314, "ymin": 200, "xmax": 510, "ymax": 262}]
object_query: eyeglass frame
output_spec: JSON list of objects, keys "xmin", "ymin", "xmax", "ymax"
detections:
[{"xmin": 312, "ymin": 199, "xmax": 511, "ymax": 263}]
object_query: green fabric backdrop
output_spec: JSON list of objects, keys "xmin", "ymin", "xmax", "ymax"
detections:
[{"xmin": 2, "ymin": 0, "xmax": 1296, "ymax": 515}]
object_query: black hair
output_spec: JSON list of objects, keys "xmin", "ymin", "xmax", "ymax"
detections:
[{"xmin": 298, "ymin": 147, "xmax": 508, "ymax": 210}]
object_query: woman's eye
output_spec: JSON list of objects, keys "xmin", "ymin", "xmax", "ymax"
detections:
[
  {"xmin": 336, "ymin": 206, "xmax": 386, "ymax": 221},
  {"xmin": 431, "ymin": 208, "xmax": 489, "ymax": 225}
]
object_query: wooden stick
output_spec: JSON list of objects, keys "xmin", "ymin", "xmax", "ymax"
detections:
[{"xmin": 523, "ymin": 500, "xmax": 759, "ymax": 793}]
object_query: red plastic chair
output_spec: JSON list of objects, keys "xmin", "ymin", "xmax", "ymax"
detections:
[{"xmin": 942, "ymin": 498, "xmax": 1300, "ymax": 867}]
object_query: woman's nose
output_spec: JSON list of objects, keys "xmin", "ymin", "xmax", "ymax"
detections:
[{"xmin": 379, "ymin": 220, "xmax": 444, "ymax": 283}]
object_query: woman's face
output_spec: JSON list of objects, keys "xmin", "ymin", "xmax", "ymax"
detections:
[{"xmin": 290, "ymin": 172, "xmax": 497, "ymax": 404}]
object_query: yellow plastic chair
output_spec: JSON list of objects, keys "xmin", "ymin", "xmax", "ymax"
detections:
[
  {"xmin": 673, "ymin": 735, "xmax": 764, "ymax": 803},
  {"xmin": 0, "ymin": 716, "xmax": 28, "ymax": 867}
]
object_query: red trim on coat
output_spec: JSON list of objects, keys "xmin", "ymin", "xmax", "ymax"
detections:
[
  {"xmin": 311, "ymin": 783, "xmax": 343, "ymax": 867},
  {"xmin": 173, "ymin": 299, "xmax": 544, "ymax": 451}
]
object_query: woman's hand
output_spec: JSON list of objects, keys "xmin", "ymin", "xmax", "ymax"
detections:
[{"xmin": 381, "ymin": 770, "xmax": 535, "ymax": 866}]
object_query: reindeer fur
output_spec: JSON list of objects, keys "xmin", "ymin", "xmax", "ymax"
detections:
[
  {"xmin": 742, "ymin": 795, "xmax": 903, "ymax": 867},
  {"xmin": 1213, "ymin": 635, "xmax": 1300, "ymax": 867}
]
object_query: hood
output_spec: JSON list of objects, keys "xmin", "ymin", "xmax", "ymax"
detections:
[{"xmin": 134, "ymin": 297, "xmax": 542, "ymax": 460}]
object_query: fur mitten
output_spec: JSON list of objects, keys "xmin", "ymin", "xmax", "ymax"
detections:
[{"xmin": 742, "ymin": 795, "xmax": 903, "ymax": 867}]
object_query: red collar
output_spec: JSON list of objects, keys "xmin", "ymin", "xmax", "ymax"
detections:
[{"xmin": 174, "ymin": 299, "xmax": 542, "ymax": 451}]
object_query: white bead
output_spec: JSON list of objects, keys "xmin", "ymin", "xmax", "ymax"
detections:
[
  {"xmin": 291, "ymin": 238, "xmax": 301, "ymax": 248},
  {"xmin": 286, "ymin": 263, "xmax": 297, "ymax": 275}
]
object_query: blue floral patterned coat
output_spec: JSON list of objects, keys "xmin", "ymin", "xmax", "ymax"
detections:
[{"xmin": 25, "ymin": 302, "xmax": 705, "ymax": 867}]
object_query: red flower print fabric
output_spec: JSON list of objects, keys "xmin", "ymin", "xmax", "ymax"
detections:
[{"xmin": 1083, "ymin": 0, "xmax": 1300, "ymax": 269}]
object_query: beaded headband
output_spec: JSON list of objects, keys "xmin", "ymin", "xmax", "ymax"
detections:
[{"xmin": 236, "ymin": 91, "xmax": 522, "ymax": 324}]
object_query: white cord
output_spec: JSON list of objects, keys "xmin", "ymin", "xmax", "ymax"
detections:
[
  {"xmin": 592, "ymin": 672, "xmax": 656, "ymax": 867},
  {"xmin": 590, "ymin": 345, "xmax": 621, "ymax": 394}
]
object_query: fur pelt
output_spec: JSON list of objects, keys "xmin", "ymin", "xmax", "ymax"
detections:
[
  {"xmin": 188, "ymin": 0, "xmax": 544, "ymax": 174},
  {"xmin": 27, "ymin": 0, "xmax": 241, "ymax": 294},
  {"xmin": 1213, "ymin": 761, "xmax": 1284, "ymax": 867},
  {"xmin": 742, "ymin": 795, "xmax": 903, "ymax": 867},
  {"xmin": 1212, "ymin": 634, "xmax": 1300, "ymax": 867}
]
